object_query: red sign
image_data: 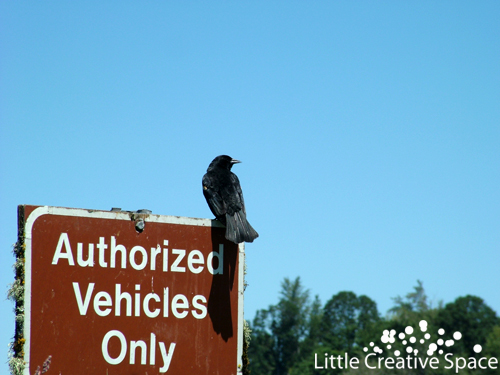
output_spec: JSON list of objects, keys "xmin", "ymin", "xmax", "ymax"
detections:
[{"xmin": 20, "ymin": 205, "xmax": 244, "ymax": 374}]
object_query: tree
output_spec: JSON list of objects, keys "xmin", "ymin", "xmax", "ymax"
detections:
[
  {"xmin": 288, "ymin": 295, "xmax": 331, "ymax": 375},
  {"xmin": 302, "ymin": 295, "xmax": 323, "ymax": 350},
  {"xmin": 356, "ymin": 295, "xmax": 383, "ymax": 348},
  {"xmin": 249, "ymin": 309, "xmax": 277, "ymax": 375},
  {"xmin": 272, "ymin": 277, "xmax": 311, "ymax": 374},
  {"xmin": 388, "ymin": 280, "xmax": 432, "ymax": 324},
  {"xmin": 320, "ymin": 291, "xmax": 380, "ymax": 353},
  {"xmin": 483, "ymin": 325, "xmax": 500, "ymax": 375},
  {"xmin": 485, "ymin": 325, "xmax": 500, "ymax": 358},
  {"xmin": 248, "ymin": 277, "xmax": 311, "ymax": 375},
  {"xmin": 437, "ymin": 295, "xmax": 499, "ymax": 357},
  {"xmin": 249, "ymin": 278, "xmax": 500, "ymax": 375}
]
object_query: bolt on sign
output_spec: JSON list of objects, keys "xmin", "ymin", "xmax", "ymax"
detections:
[{"xmin": 17, "ymin": 205, "xmax": 244, "ymax": 374}]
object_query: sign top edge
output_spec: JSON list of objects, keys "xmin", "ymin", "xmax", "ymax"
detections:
[{"xmin": 19, "ymin": 204, "xmax": 223, "ymax": 228}]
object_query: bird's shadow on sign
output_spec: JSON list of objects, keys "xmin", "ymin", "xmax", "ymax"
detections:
[{"xmin": 207, "ymin": 224, "xmax": 238, "ymax": 342}]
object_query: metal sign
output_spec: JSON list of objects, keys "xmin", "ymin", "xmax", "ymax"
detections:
[{"xmin": 18, "ymin": 205, "xmax": 244, "ymax": 374}]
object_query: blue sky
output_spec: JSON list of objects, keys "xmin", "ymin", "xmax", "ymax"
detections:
[{"xmin": 1, "ymin": 1, "xmax": 499, "ymax": 372}]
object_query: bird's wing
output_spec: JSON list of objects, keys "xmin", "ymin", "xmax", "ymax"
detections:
[
  {"xmin": 202, "ymin": 173, "xmax": 226, "ymax": 220},
  {"xmin": 224, "ymin": 172, "xmax": 246, "ymax": 215}
]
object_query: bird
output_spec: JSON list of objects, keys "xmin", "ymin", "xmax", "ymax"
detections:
[{"xmin": 202, "ymin": 155, "xmax": 259, "ymax": 244}]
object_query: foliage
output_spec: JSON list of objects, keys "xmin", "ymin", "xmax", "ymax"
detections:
[
  {"xmin": 8, "ymin": 239, "xmax": 26, "ymax": 375},
  {"xmin": 248, "ymin": 279, "xmax": 499, "ymax": 375},
  {"xmin": 248, "ymin": 277, "xmax": 311, "ymax": 375},
  {"xmin": 320, "ymin": 291, "xmax": 380, "ymax": 353},
  {"xmin": 485, "ymin": 325, "xmax": 500, "ymax": 358},
  {"xmin": 436, "ymin": 295, "xmax": 500, "ymax": 358},
  {"xmin": 242, "ymin": 320, "xmax": 252, "ymax": 375}
]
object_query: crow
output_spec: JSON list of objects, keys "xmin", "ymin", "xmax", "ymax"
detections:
[{"xmin": 202, "ymin": 155, "xmax": 259, "ymax": 244}]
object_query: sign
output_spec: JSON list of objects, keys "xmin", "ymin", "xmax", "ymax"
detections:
[{"xmin": 18, "ymin": 205, "xmax": 244, "ymax": 374}]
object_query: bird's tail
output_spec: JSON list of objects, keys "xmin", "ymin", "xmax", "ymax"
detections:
[{"xmin": 225, "ymin": 211, "xmax": 259, "ymax": 244}]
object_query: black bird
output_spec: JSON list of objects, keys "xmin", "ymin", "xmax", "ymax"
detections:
[{"xmin": 202, "ymin": 155, "xmax": 259, "ymax": 244}]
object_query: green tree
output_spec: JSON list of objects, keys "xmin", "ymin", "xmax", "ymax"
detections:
[
  {"xmin": 289, "ymin": 295, "xmax": 338, "ymax": 375},
  {"xmin": 483, "ymin": 325, "xmax": 500, "ymax": 375},
  {"xmin": 320, "ymin": 291, "xmax": 380, "ymax": 353},
  {"xmin": 272, "ymin": 277, "xmax": 311, "ymax": 374},
  {"xmin": 355, "ymin": 295, "xmax": 382, "ymax": 348},
  {"xmin": 485, "ymin": 325, "xmax": 500, "ymax": 358},
  {"xmin": 388, "ymin": 280, "xmax": 435, "ymax": 324},
  {"xmin": 248, "ymin": 279, "xmax": 500, "ymax": 375},
  {"xmin": 385, "ymin": 281, "xmax": 451, "ymax": 375},
  {"xmin": 301, "ymin": 295, "xmax": 323, "ymax": 352},
  {"xmin": 248, "ymin": 277, "xmax": 311, "ymax": 375},
  {"xmin": 249, "ymin": 309, "xmax": 276, "ymax": 375},
  {"xmin": 437, "ymin": 295, "xmax": 499, "ymax": 358}
]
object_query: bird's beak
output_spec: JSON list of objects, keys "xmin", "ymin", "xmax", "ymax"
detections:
[{"xmin": 231, "ymin": 159, "xmax": 241, "ymax": 164}]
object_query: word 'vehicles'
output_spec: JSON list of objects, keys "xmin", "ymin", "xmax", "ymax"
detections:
[{"xmin": 72, "ymin": 283, "xmax": 207, "ymax": 319}]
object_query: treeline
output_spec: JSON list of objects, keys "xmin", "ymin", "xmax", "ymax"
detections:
[{"xmin": 247, "ymin": 278, "xmax": 500, "ymax": 375}]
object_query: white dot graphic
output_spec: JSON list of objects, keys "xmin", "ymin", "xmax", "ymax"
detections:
[
  {"xmin": 369, "ymin": 323, "xmax": 467, "ymax": 361},
  {"xmin": 474, "ymin": 345, "xmax": 482, "ymax": 353},
  {"xmin": 419, "ymin": 320, "xmax": 428, "ymax": 332}
]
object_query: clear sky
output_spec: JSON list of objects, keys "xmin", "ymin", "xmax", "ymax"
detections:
[{"xmin": 1, "ymin": 2, "xmax": 499, "ymax": 372}]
